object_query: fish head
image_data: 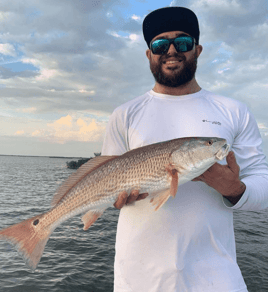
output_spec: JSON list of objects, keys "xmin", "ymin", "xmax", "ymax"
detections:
[{"xmin": 170, "ymin": 137, "xmax": 230, "ymax": 179}]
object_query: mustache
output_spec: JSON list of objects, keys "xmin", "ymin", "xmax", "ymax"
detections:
[{"xmin": 160, "ymin": 53, "xmax": 186, "ymax": 63}]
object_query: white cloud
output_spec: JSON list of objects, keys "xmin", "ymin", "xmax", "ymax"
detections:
[
  {"xmin": 129, "ymin": 34, "xmax": 140, "ymax": 41},
  {"xmin": 14, "ymin": 130, "xmax": 24, "ymax": 135},
  {"xmin": 32, "ymin": 130, "xmax": 41, "ymax": 137},
  {"xmin": 44, "ymin": 115, "xmax": 106, "ymax": 144},
  {"xmin": 48, "ymin": 115, "xmax": 72, "ymax": 128},
  {"xmin": 194, "ymin": 0, "xmax": 245, "ymax": 15},
  {"xmin": 258, "ymin": 123, "xmax": 268, "ymax": 130},
  {"xmin": 21, "ymin": 58, "xmax": 42, "ymax": 67},
  {"xmin": 16, "ymin": 107, "xmax": 37, "ymax": 113},
  {"xmin": 0, "ymin": 11, "xmax": 9, "ymax": 22},
  {"xmin": 0, "ymin": 43, "xmax": 16, "ymax": 57},
  {"xmin": 131, "ymin": 14, "xmax": 142, "ymax": 23},
  {"xmin": 0, "ymin": 113, "xmax": 107, "ymax": 145},
  {"xmin": 0, "ymin": 0, "xmax": 268, "ymax": 156}
]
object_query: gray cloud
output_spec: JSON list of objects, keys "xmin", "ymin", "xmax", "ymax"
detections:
[
  {"xmin": 1, "ymin": 0, "xmax": 268, "ymax": 156},
  {"xmin": 192, "ymin": 3, "xmax": 268, "ymax": 86},
  {"xmin": 1, "ymin": 0, "xmax": 268, "ymax": 127},
  {"xmin": 0, "ymin": 66, "xmax": 39, "ymax": 79}
]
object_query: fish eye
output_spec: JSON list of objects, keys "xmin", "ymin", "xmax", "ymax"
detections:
[
  {"xmin": 33, "ymin": 219, "xmax": 39, "ymax": 226},
  {"xmin": 207, "ymin": 140, "xmax": 213, "ymax": 146}
]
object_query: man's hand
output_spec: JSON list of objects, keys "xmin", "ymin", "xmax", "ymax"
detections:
[
  {"xmin": 114, "ymin": 190, "xmax": 149, "ymax": 209},
  {"xmin": 192, "ymin": 151, "xmax": 246, "ymax": 205}
]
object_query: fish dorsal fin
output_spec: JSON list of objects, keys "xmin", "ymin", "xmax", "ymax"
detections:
[{"xmin": 51, "ymin": 155, "xmax": 118, "ymax": 207}]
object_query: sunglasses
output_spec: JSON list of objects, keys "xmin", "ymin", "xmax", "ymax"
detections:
[{"xmin": 150, "ymin": 35, "xmax": 196, "ymax": 55}]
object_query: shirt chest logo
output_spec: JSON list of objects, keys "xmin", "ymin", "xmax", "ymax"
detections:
[{"xmin": 202, "ymin": 119, "xmax": 222, "ymax": 126}]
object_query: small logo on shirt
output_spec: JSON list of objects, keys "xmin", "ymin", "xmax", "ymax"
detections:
[{"xmin": 202, "ymin": 119, "xmax": 221, "ymax": 126}]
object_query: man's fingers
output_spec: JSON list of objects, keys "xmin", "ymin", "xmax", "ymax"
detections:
[
  {"xmin": 205, "ymin": 162, "xmax": 222, "ymax": 174},
  {"xmin": 114, "ymin": 190, "xmax": 149, "ymax": 209},
  {"xmin": 126, "ymin": 190, "xmax": 140, "ymax": 205},
  {"xmin": 192, "ymin": 175, "xmax": 203, "ymax": 182},
  {"xmin": 114, "ymin": 191, "xmax": 128, "ymax": 209},
  {"xmin": 136, "ymin": 193, "xmax": 149, "ymax": 201},
  {"xmin": 226, "ymin": 151, "xmax": 240, "ymax": 173}
]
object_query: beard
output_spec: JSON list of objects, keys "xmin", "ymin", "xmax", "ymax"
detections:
[{"xmin": 149, "ymin": 51, "xmax": 198, "ymax": 88}]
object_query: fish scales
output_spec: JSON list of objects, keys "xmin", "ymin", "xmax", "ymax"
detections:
[
  {"xmin": 51, "ymin": 143, "xmax": 172, "ymax": 219},
  {"xmin": 40, "ymin": 148, "xmax": 167, "ymax": 230},
  {"xmin": 0, "ymin": 137, "xmax": 230, "ymax": 270}
]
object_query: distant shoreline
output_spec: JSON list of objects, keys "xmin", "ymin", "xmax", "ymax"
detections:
[{"xmin": 0, "ymin": 154, "xmax": 88, "ymax": 159}]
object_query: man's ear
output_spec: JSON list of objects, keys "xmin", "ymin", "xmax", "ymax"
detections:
[
  {"xmin": 146, "ymin": 49, "xmax": 151, "ymax": 60},
  {"xmin": 196, "ymin": 44, "xmax": 203, "ymax": 58}
]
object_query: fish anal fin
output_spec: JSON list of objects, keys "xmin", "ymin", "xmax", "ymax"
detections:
[
  {"xmin": 151, "ymin": 189, "xmax": 171, "ymax": 211},
  {"xmin": 82, "ymin": 210, "xmax": 104, "ymax": 231},
  {"xmin": 51, "ymin": 155, "xmax": 118, "ymax": 207},
  {"xmin": 165, "ymin": 163, "xmax": 179, "ymax": 198}
]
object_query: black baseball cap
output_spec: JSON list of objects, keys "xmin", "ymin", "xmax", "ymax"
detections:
[{"xmin": 143, "ymin": 7, "xmax": 200, "ymax": 48}]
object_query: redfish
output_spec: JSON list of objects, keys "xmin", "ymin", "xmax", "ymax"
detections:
[{"xmin": 0, "ymin": 137, "xmax": 230, "ymax": 270}]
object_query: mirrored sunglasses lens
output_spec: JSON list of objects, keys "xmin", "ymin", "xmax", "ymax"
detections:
[
  {"xmin": 151, "ymin": 39, "xmax": 169, "ymax": 54},
  {"xmin": 174, "ymin": 37, "xmax": 194, "ymax": 52}
]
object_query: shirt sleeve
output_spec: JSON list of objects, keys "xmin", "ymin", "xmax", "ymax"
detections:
[
  {"xmin": 223, "ymin": 105, "xmax": 268, "ymax": 211},
  {"xmin": 101, "ymin": 108, "xmax": 129, "ymax": 156}
]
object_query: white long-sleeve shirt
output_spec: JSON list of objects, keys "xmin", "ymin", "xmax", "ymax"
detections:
[{"xmin": 102, "ymin": 89, "xmax": 268, "ymax": 292}]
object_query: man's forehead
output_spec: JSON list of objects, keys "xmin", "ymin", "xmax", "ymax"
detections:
[{"xmin": 152, "ymin": 31, "xmax": 191, "ymax": 41}]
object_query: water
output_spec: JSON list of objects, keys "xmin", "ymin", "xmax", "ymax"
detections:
[
  {"xmin": 0, "ymin": 156, "xmax": 117, "ymax": 292},
  {"xmin": 0, "ymin": 155, "xmax": 268, "ymax": 292}
]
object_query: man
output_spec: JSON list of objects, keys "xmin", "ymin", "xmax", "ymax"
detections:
[{"xmin": 102, "ymin": 7, "xmax": 268, "ymax": 292}]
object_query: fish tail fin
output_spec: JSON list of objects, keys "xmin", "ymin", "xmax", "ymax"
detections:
[{"xmin": 0, "ymin": 214, "xmax": 52, "ymax": 270}]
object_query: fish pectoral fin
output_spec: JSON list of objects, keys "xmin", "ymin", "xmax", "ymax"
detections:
[
  {"xmin": 151, "ymin": 189, "xmax": 171, "ymax": 211},
  {"xmin": 82, "ymin": 210, "xmax": 104, "ymax": 231},
  {"xmin": 165, "ymin": 163, "xmax": 179, "ymax": 198}
]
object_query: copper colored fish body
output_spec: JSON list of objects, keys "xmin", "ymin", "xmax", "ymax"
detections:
[{"xmin": 0, "ymin": 137, "xmax": 230, "ymax": 270}]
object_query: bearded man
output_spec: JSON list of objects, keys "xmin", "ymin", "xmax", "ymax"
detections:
[{"xmin": 102, "ymin": 7, "xmax": 268, "ymax": 292}]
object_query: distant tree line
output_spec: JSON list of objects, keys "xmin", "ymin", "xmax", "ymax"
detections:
[{"xmin": 66, "ymin": 152, "xmax": 101, "ymax": 169}]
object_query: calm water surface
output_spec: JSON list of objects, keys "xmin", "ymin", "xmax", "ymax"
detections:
[{"xmin": 0, "ymin": 155, "xmax": 268, "ymax": 292}]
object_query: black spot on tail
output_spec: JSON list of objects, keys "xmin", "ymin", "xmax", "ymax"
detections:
[{"xmin": 33, "ymin": 219, "xmax": 39, "ymax": 226}]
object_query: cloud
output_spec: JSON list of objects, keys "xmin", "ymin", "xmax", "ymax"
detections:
[
  {"xmin": 16, "ymin": 107, "xmax": 37, "ymax": 113},
  {"xmin": 1, "ymin": 0, "xmax": 265, "ymax": 117},
  {"xmin": 185, "ymin": 0, "xmax": 268, "ymax": 119},
  {"xmin": 1, "ymin": 0, "xmax": 267, "ymax": 118},
  {"xmin": 0, "ymin": 113, "xmax": 107, "ymax": 145},
  {"xmin": 77, "ymin": 118, "xmax": 97, "ymax": 132},
  {"xmin": 44, "ymin": 115, "xmax": 106, "ymax": 144},
  {"xmin": 131, "ymin": 14, "xmax": 141, "ymax": 22},
  {"xmin": 258, "ymin": 123, "xmax": 268, "ymax": 130},
  {"xmin": 0, "ymin": 135, "xmax": 104, "ymax": 157},
  {"xmin": 0, "ymin": 0, "xmax": 146, "ymax": 115},
  {"xmin": 14, "ymin": 130, "xmax": 24, "ymax": 135},
  {"xmin": 0, "ymin": 43, "xmax": 16, "ymax": 56},
  {"xmin": 192, "ymin": 0, "xmax": 268, "ymax": 47},
  {"xmin": 194, "ymin": 0, "xmax": 245, "ymax": 15},
  {"xmin": 0, "ymin": 0, "xmax": 268, "ymax": 157},
  {"xmin": 32, "ymin": 130, "xmax": 41, "ymax": 137},
  {"xmin": 48, "ymin": 115, "xmax": 72, "ymax": 128}
]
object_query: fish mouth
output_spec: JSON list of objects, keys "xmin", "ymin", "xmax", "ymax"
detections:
[{"xmin": 215, "ymin": 143, "xmax": 230, "ymax": 160}]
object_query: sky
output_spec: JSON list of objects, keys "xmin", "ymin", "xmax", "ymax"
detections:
[{"xmin": 1, "ymin": 0, "xmax": 268, "ymax": 157}]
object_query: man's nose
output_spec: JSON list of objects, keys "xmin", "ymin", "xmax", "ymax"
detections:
[{"xmin": 167, "ymin": 43, "xmax": 177, "ymax": 54}]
